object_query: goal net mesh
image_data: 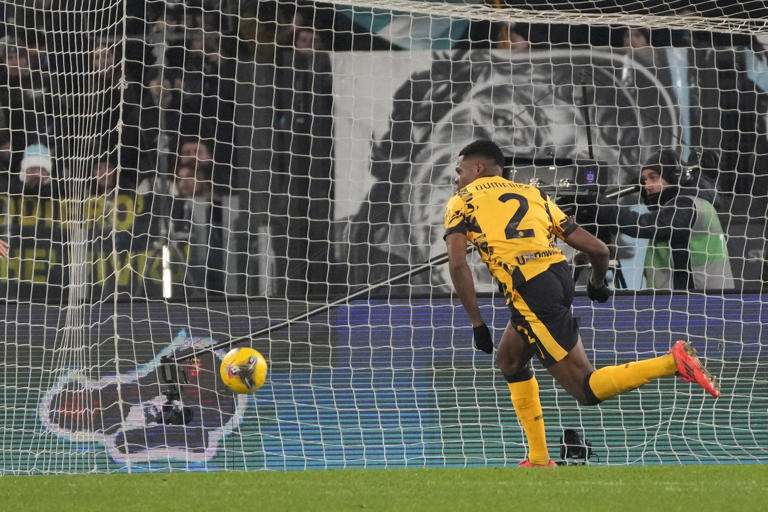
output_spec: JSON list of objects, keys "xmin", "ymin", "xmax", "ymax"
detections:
[{"xmin": 1, "ymin": 0, "xmax": 766, "ymax": 473}]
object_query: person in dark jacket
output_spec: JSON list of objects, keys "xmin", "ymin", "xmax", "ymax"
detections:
[{"xmin": 596, "ymin": 150, "xmax": 734, "ymax": 291}]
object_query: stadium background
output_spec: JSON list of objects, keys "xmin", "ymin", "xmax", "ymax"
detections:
[{"xmin": 1, "ymin": 0, "xmax": 767, "ymax": 475}]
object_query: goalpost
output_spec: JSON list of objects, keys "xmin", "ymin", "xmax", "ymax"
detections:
[{"xmin": 1, "ymin": 0, "xmax": 767, "ymax": 474}]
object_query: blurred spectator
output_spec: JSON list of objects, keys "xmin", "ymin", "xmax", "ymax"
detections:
[
  {"xmin": 276, "ymin": 7, "xmax": 310, "ymax": 48},
  {"xmin": 269, "ymin": 23, "xmax": 333, "ymax": 297},
  {"xmin": 167, "ymin": 163, "xmax": 225, "ymax": 295},
  {"xmin": 11, "ymin": 143, "xmax": 55, "ymax": 196},
  {"xmin": 147, "ymin": 68, "xmax": 176, "ymax": 111},
  {"xmin": 0, "ymin": 130, "xmax": 11, "ymax": 191},
  {"xmin": 134, "ymin": 66, "xmax": 182, "ymax": 191},
  {"xmin": 294, "ymin": 24, "xmax": 322, "ymax": 51},
  {"xmin": 0, "ymin": 40, "xmax": 50, "ymax": 171},
  {"xmin": 92, "ymin": 42, "xmax": 116, "ymax": 77},
  {"xmin": 238, "ymin": 0, "xmax": 326, "ymax": 60},
  {"xmin": 238, "ymin": 2, "xmax": 278, "ymax": 62},
  {"xmin": 5, "ymin": 43, "xmax": 32, "ymax": 82},
  {"xmin": 54, "ymin": 41, "xmax": 144, "ymax": 190},
  {"xmin": 494, "ymin": 22, "xmax": 531, "ymax": 52},
  {"xmin": 19, "ymin": 143, "xmax": 52, "ymax": 187},
  {"xmin": 164, "ymin": 19, "xmax": 235, "ymax": 192},
  {"xmin": 622, "ymin": 27, "xmax": 650, "ymax": 49},
  {"xmin": 178, "ymin": 137, "xmax": 214, "ymax": 176},
  {"xmin": 178, "ymin": 136, "xmax": 231, "ymax": 195},
  {"xmin": 135, "ymin": 136, "xmax": 213, "ymax": 197},
  {"xmin": 174, "ymin": 164, "xmax": 211, "ymax": 201},
  {"xmin": 90, "ymin": 41, "xmax": 121, "ymax": 157},
  {"xmin": 90, "ymin": 157, "xmax": 118, "ymax": 195},
  {"xmin": 615, "ymin": 26, "xmax": 654, "ymax": 86}
]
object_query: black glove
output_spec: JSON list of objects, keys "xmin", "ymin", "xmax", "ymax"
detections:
[
  {"xmin": 587, "ymin": 279, "xmax": 611, "ymax": 303},
  {"xmin": 473, "ymin": 324, "xmax": 494, "ymax": 354}
]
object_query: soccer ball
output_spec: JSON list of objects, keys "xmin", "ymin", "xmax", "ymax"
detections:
[{"xmin": 219, "ymin": 347, "xmax": 268, "ymax": 394}]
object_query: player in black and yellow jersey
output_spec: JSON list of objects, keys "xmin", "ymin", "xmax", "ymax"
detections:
[{"xmin": 444, "ymin": 140, "xmax": 720, "ymax": 467}]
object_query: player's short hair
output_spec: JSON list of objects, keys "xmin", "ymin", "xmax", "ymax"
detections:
[{"xmin": 458, "ymin": 139, "xmax": 505, "ymax": 169}]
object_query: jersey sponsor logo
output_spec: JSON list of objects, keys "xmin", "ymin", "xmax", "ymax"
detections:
[{"xmin": 514, "ymin": 249, "xmax": 561, "ymax": 266}]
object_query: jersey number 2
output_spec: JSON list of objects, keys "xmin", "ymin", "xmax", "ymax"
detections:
[{"xmin": 499, "ymin": 193, "xmax": 535, "ymax": 239}]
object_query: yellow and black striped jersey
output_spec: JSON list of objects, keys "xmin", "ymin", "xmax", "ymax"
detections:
[{"xmin": 444, "ymin": 175, "xmax": 576, "ymax": 300}]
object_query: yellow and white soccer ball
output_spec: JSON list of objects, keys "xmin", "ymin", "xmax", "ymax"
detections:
[{"xmin": 219, "ymin": 347, "xmax": 268, "ymax": 394}]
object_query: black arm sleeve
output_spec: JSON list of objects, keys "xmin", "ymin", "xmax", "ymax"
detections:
[{"xmin": 596, "ymin": 196, "xmax": 696, "ymax": 242}]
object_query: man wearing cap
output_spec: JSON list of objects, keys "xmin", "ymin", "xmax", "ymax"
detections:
[{"xmin": 596, "ymin": 149, "xmax": 734, "ymax": 291}]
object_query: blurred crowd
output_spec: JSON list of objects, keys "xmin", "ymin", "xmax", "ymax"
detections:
[
  {"xmin": 1, "ymin": 1, "xmax": 760, "ymax": 200},
  {"xmin": 0, "ymin": 0, "xmax": 240, "ymax": 201},
  {"xmin": 0, "ymin": 0, "xmax": 334, "ymax": 297},
  {"xmin": 0, "ymin": 1, "xmax": 766, "ymax": 298}
]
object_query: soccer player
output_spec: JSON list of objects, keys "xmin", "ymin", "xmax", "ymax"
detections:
[{"xmin": 443, "ymin": 140, "xmax": 720, "ymax": 468}]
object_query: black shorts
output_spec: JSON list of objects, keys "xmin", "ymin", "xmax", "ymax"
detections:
[{"xmin": 507, "ymin": 261, "xmax": 580, "ymax": 366}]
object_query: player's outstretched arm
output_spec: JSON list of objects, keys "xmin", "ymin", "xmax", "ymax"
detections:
[
  {"xmin": 564, "ymin": 226, "xmax": 611, "ymax": 302},
  {"xmin": 446, "ymin": 233, "xmax": 493, "ymax": 353},
  {"xmin": 0, "ymin": 239, "xmax": 8, "ymax": 258},
  {"xmin": 446, "ymin": 233, "xmax": 483, "ymax": 326}
]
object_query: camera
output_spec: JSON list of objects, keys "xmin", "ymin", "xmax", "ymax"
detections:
[
  {"xmin": 559, "ymin": 429, "xmax": 595, "ymax": 465},
  {"xmin": 502, "ymin": 157, "xmax": 608, "ymax": 219}
]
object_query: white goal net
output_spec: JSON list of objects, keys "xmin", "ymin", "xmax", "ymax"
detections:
[{"xmin": 1, "ymin": 0, "xmax": 766, "ymax": 474}]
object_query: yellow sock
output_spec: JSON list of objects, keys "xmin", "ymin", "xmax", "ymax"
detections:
[
  {"xmin": 508, "ymin": 377, "xmax": 548, "ymax": 465},
  {"xmin": 588, "ymin": 354, "xmax": 677, "ymax": 402}
]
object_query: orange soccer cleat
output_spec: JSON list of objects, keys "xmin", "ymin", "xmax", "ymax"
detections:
[
  {"xmin": 518, "ymin": 458, "xmax": 556, "ymax": 468},
  {"xmin": 669, "ymin": 340, "xmax": 721, "ymax": 398}
]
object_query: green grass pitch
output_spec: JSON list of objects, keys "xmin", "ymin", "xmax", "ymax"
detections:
[{"xmin": 2, "ymin": 465, "xmax": 766, "ymax": 511}]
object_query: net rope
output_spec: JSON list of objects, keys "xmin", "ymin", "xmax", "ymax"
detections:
[{"xmin": 0, "ymin": 0, "xmax": 766, "ymax": 474}]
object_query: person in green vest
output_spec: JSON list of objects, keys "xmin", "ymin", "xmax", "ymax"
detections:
[{"xmin": 596, "ymin": 150, "xmax": 734, "ymax": 291}]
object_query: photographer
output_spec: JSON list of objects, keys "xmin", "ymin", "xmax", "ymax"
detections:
[{"xmin": 594, "ymin": 150, "xmax": 734, "ymax": 291}]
